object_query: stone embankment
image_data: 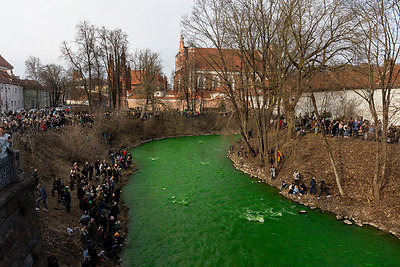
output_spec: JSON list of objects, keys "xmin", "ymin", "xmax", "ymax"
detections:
[
  {"xmin": 0, "ymin": 178, "xmax": 45, "ymax": 266},
  {"xmin": 227, "ymin": 151, "xmax": 400, "ymax": 240}
]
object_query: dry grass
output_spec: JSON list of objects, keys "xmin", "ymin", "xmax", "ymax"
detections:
[{"xmin": 13, "ymin": 111, "xmax": 235, "ymax": 266}]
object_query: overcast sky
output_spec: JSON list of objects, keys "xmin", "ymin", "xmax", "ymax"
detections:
[{"xmin": 2, "ymin": 0, "xmax": 194, "ymax": 81}]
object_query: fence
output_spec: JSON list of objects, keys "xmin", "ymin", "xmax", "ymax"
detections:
[{"xmin": 0, "ymin": 150, "xmax": 20, "ymax": 189}]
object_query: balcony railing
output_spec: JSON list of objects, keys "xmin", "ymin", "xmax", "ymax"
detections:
[{"xmin": 0, "ymin": 150, "xmax": 21, "ymax": 189}]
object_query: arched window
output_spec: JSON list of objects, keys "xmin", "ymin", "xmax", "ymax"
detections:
[
  {"xmin": 212, "ymin": 76, "xmax": 221, "ymax": 89},
  {"xmin": 197, "ymin": 75, "xmax": 205, "ymax": 89},
  {"xmin": 228, "ymin": 76, "xmax": 235, "ymax": 90}
]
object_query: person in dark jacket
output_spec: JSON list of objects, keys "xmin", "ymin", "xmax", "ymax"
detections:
[
  {"xmin": 80, "ymin": 194, "xmax": 91, "ymax": 212},
  {"xmin": 52, "ymin": 177, "xmax": 62, "ymax": 198},
  {"xmin": 64, "ymin": 187, "xmax": 71, "ymax": 213},
  {"xmin": 310, "ymin": 176, "xmax": 317, "ymax": 196},
  {"xmin": 79, "ymin": 211, "xmax": 91, "ymax": 226},
  {"xmin": 36, "ymin": 184, "xmax": 48, "ymax": 211},
  {"xmin": 87, "ymin": 218, "xmax": 97, "ymax": 242},
  {"xmin": 318, "ymin": 179, "xmax": 330, "ymax": 197},
  {"xmin": 32, "ymin": 169, "xmax": 39, "ymax": 187},
  {"xmin": 109, "ymin": 202, "xmax": 119, "ymax": 220},
  {"xmin": 88, "ymin": 163, "xmax": 94, "ymax": 180}
]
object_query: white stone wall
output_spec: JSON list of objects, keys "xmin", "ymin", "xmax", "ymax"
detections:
[
  {"xmin": 0, "ymin": 83, "xmax": 24, "ymax": 112},
  {"xmin": 295, "ymin": 89, "xmax": 400, "ymax": 125}
]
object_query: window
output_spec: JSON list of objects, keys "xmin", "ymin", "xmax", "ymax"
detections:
[
  {"xmin": 197, "ymin": 75, "xmax": 205, "ymax": 89},
  {"xmin": 228, "ymin": 76, "xmax": 235, "ymax": 90},
  {"xmin": 212, "ymin": 76, "xmax": 221, "ymax": 89}
]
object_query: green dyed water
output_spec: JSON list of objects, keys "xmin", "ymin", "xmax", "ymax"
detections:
[{"xmin": 122, "ymin": 135, "xmax": 400, "ymax": 266}]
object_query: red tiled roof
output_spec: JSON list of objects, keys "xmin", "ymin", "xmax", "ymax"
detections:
[
  {"xmin": 21, "ymin": 79, "xmax": 47, "ymax": 91},
  {"xmin": 192, "ymin": 48, "xmax": 242, "ymax": 72},
  {"xmin": 310, "ymin": 64, "xmax": 400, "ymax": 91},
  {"xmin": 0, "ymin": 55, "xmax": 13, "ymax": 70},
  {"xmin": 0, "ymin": 71, "xmax": 21, "ymax": 86}
]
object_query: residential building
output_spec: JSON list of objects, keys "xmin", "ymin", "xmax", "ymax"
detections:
[
  {"xmin": 21, "ymin": 80, "xmax": 50, "ymax": 109},
  {"xmin": 126, "ymin": 70, "xmax": 170, "ymax": 109},
  {"xmin": 0, "ymin": 55, "xmax": 24, "ymax": 112}
]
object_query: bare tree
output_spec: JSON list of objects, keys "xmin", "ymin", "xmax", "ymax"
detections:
[
  {"xmin": 98, "ymin": 27, "xmax": 130, "ymax": 109},
  {"xmin": 183, "ymin": 0, "xmax": 353, "ymax": 195},
  {"xmin": 61, "ymin": 21, "xmax": 99, "ymax": 113},
  {"xmin": 40, "ymin": 64, "xmax": 69, "ymax": 107},
  {"xmin": 182, "ymin": 0, "xmax": 256, "ymax": 156},
  {"xmin": 131, "ymin": 49, "xmax": 163, "ymax": 119},
  {"xmin": 349, "ymin": 0, "xmax": 400, "ymax": 201},
  {"xmin": 25, "ymin": 56, "xmax": 43, "ymax": 108},
  {"xmin": 279, "ymin": 0, "xmax": 354, "ymax": 139}
]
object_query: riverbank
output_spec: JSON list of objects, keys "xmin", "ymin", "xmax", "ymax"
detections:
[
  {"xmin": 14, "ymin": 112, "xmax": 236, "ymax": 266},
  {"xmin": 228, "ymin": 134, "xmax": 400, "ymax": 240}
]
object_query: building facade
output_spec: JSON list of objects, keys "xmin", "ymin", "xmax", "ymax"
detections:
[
  {"xmin": 0, "ymin": 55, "xmax": 24, "ymax": 112},
  {"xmin": 173, "ymin": 36, "xmax": 242, "ymax": 111},
  {"xmin": 21, "ymin": 80, "xmax": 50, "ymax": 109}
]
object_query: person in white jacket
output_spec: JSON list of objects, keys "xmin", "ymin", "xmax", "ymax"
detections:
[{"xmin": 0, "ymin": 126, "xmax": 11, "ymax": 159}]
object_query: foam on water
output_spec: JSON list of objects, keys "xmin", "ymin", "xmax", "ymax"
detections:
[{"xmin": 241, "ymin": 209, "xmax": 265, "ymax": 223}]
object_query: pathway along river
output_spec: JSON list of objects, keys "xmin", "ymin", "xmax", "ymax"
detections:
[{"xmin": 122, "ymin": 135, "xmax": 400, "ymax": 266}]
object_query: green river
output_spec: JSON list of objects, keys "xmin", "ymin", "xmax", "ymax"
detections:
[{"xmin": 122, "ymin": 135, "xmax": 400, "ymax": 266}]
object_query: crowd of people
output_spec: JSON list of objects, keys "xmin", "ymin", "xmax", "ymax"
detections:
[
  {"xmin": 0, "ymin": 108, "xmax": 68, "ymax": 134},
  {"xmin": 294, "ymin": 114, "xmax": 377, "ymax": 140},
  {"xmin": 229, "ymin": 140, "xmax": 331, "ymax": 200},
  {"xmin": 269, "ymin": 113, "xmax": 400, "ymax": 143},
  {"xmin": 71, "ymin": 113, "xmax": 95, "ymax": 127},
  {"xmin": 279, "ymin": 170, "xmax": 330, "ymax": 199},
  {"xmin": 37, "ymin": 148, "xmax": 133, "ymax": 266},
  {"xmin": 292, "ymin": 113, "xmax": 400, "ymax": 143}
]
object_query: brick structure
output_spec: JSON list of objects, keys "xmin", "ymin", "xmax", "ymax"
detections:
[
  {"xmin": 0, "ymin": 151, "xmax": 45, "ymax": 266},
  {"xmin": 127, "ymin": 36, "xmax": 242, "ymax": 111}
]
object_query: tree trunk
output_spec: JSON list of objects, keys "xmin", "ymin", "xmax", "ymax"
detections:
[
  {"xmin": 311, "ymin": 93, "xmax": 344, "ymax": 196},
  {"xmin": 274, "ymin": 97, "xmax": 281, "ymax": 169},
  {"xmin": 140, "ymin": 97, "xmax": 149, "ymax": 119},
  {"xmin": 373, "ymin": 129, "xmax": 381, "ymax": 201},
  {"xmin": 285, "ymin": 105, "xmax": 296, "ymax": 141}
]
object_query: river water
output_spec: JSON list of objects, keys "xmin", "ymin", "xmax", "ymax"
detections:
[{"xmin": 122, "ymin": 135, "xmax": 400, "ymax": 266}]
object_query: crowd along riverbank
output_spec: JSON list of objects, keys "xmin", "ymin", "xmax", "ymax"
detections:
[
  {"xmin": 228, "ymin": 134, "xmax": 400, "ymax": 241},
  {"xmin": 15, "ymin": 112, "xmax": 235, "ymax": 266}
]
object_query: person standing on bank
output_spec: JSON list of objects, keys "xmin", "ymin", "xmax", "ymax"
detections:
[
  {"xmin": 64, "ymin": 186, "xmax": 71, "ymax": 213},
  {"xmin": 310, "ymin": 176, "xmax": 317, "ymax": 196},
  {"xmin": 36, "ymin": 184, "xmax": 48, "ymax": 211},
  {"xmin": 0, "ymin": 125, "xmax": 12, "ymax": 159},
  {"xmin": 270, "ymin": 165, "xmax": 276, "ymax": 180},
  {"xmin": 32, "ymin": 169, "xmax": 39, "ymax": 187}
]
